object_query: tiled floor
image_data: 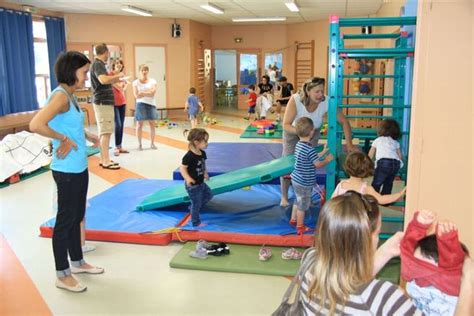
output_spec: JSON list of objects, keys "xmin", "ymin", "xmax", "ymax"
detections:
[{"xmin": 0, "ymin": 109, "xmax": 292, "ymax": 315}]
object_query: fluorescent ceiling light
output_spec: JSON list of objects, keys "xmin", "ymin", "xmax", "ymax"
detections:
[
  {"xmin": 232, "ymin": 17, "xmax": 287, "ymax": 22},
  {"xmin": 200, "ymin": 3, "xmax": 224, "ymax": 14},
  {"xmin": 285, "ymin": 0, "xmax": 299, "ymax": 12},
  {"xmin": 121, "ymin": 5, "xmax": 152, "ymax": 17}
]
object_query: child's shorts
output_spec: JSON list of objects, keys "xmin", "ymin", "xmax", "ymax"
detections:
[
  {"xmin": 248, "ymin": 106, "xmax": 255, "ymax": 114},
  {"xmin": 291, "ymin": 181, "xmax": 312, "ymax": 211},
  {"xmin": 188, "ymin": 113, "xmax": 198, "ymax": 120}
]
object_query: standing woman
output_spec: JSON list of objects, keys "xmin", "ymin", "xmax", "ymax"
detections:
[
  {"xmin": 133, "ymin": 64, "xmax": 158, "ymax": 150},
  {"xmin": 111, "ymin": 59, "xmax": 129, "ymax": 156},
  {"xmin": 256, "ymin": 74, "xmax": 274, "ymax": 119},
  {"xmin": 30, "ymin": 51, "xmax": 104, "ymax": 293},
  {"xmin": 280, "ymin": 77, "xmax": 356, "ymax": 207}
]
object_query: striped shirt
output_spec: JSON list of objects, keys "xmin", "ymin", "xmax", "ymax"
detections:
[
  {"xmin": 291, "ymin": 141, "xmax": 319, "ymax": 187},
  {"xmin": 300, "ymin": 273, "xmax": 421, "ymax": 315}
]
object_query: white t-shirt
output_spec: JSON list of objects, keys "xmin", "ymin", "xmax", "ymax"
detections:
[
  {"xmin": 291, "ymin": 93, "xmax": 328, "ymax": 129},
  {"xmin": 371, "ymin": 136, "xmax": 403, "ymax": 168},
  {"xmin": 133, "ymin": 78, "xmax": 157, "ymax": 107}
]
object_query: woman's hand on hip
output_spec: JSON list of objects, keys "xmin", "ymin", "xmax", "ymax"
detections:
[{"xmin": 56, "ymin": 137, "xmax": 78, "ymax": 159}]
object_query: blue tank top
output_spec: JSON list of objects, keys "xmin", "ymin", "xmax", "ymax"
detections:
[{"xmin": 48, "ymin": 86, "xmax": 88, "ymax": 173}]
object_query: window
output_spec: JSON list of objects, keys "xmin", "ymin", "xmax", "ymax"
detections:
[
  {"xmin": 239, "ymin": 54, "xmax": 257, "ymax": 86},
  {"xmin": 264, "ymin": 53, "xmax": 283, "ymax": 83},
  {"xmin": 33, "ymin": 19, "xmax": 50, "ymax": 107}
]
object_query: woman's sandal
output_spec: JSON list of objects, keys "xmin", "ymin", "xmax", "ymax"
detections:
[{"xmin": 101, "ymin": 163, "xmax": 120, "ymax": 170}]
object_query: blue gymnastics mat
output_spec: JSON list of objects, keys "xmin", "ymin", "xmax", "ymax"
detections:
[
  {"xmin": 40, "ymin": 179, "xmax": 323, "ymax": 247},
  {"xmin": 179, "ymin": 183, "xmax": 321, "ymax": 234},
  {"xmin": 172, "ymin": 142, "xmax": 327, "ymax": 186},
  {"xmin": 40, "ymin": 179, "xmax": 188, "ymax": 245}
]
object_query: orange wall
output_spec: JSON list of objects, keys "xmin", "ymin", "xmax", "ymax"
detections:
[
  {"xmin": 64, "ymin": 14, "xmax": 192, "ymax": 110},
  {"xmin": 211, "ymin": 24, "xmax": 288, "ymax": 78},
  {"xmin": 406, "ymin": 1, "xmax": 473, "ymax": 250}
]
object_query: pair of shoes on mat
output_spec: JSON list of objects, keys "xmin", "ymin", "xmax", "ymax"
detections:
[
  {"xmin": 206, "ymin": 243, "xmax": 230, "ymax": 256},
  {"xmin": 281, "ymin": 248, "xmax": 302, "ymax": 260},
  {"xmin": 196, "ymin": 240, "xmax": 230, "ymax": 256},
  {"xmin": 259, "ymin": 246, "xmax": 272, "ymax": 261}
]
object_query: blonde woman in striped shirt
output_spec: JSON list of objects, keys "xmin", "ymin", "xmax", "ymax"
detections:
[{"xmin": 297, "ymin": 191, "xmax": 473, "ymax": 315}]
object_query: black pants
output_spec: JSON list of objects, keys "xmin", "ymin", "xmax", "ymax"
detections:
[
  {"xmin": 114, "ymin": 105, "xmax": 126, "ymax": 147},
  {"xmin": 372, "ymin": 158, "xmax": 400, "ymax": 195},
  {"xmin": 52, "ymin": 169, "xmax": 88, "ymax": 271}
]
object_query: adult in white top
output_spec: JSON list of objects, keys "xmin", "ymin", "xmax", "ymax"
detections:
[
  {"xmin": 132, "ymin": 64, "xmax": 158, "ymax": 150},
  {"xmin": 280, "ymin": 77, "xmax": 356, "ymax": 207}
]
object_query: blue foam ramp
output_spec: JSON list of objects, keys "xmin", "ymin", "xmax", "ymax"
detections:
[
  {"xmin": 173, "ymin": 142, "xmax": 327, "ymax": 185},
  {"xmin": 41, "ymin": 179, "xmax": 187, "ymax": 234},
  {"xmin": 138, "ymin": 155, "xmax": 295, "ymax": 211}
]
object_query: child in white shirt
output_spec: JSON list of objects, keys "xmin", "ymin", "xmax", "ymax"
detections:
[{"xmin": 368, "ymin": 119, "xmax": 404, "ymax": 195}]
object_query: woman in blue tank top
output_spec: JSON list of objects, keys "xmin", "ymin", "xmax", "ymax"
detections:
[{"xmin": 30, "ymin": 51, "xmax": 104, "ymax": 293}]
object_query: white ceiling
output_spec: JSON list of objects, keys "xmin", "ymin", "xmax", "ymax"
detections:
[{"xmin": 6, "ymin": 0, "xmax": 385, "ymax": 25}]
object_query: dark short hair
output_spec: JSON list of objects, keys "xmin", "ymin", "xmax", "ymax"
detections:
[
  {"xmin": 189, "ymin": 87, "xmax": 196, "ymax": 94},
  {"xmin": 94, "ymin": 43, "xmax": 108, "ymax": 55},
  {"xmin": 378, "ymin": 119, "xmax": 401, "ymax": 140},
  {"xmin": 344, "ymin": 152, "xmax": 374, "ymax": 178},
  {"xmin": 262, "ymin": 75, "xmax": 270, "ymax": 82},
  {"xmin": 295, "ymin": 117, "xmax": 314, "ymax": 138},
  {"xmin": 418, "ymin": 234, "xmax": 469, "ymax": 263},
  {"xmin": 278, "ymin": 76, "xmax": 287, "ymax": 82},
  {"xmin": 54, "ymin": 51, "xmax": 91, "ymax": 86},
  {"xmin": 248, "ymin": 84, "xmax": 255, "ymax": 90}
]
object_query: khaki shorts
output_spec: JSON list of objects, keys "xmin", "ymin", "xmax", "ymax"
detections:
[{"xmin": 93, "ymin": 104, "xmax": 114, "ymax": 135}]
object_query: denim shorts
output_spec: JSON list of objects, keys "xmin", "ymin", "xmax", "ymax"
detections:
[
  {"xmin": 135, "ymin": 102, "xmax": 158, "ymax": 121},
  {"xmin": 248, "ymin": 106, "xmax": 255, "ymax": 113},
  {"xmin": 292, "ymin": 181, "xmax": 313, "ymax": 211}
]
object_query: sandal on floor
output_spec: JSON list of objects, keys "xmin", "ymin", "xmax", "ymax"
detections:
[
  {"xmin": 113, "ymin": 150, "xmax": 120, "ymax": 157},
  {"xmin": 99, "ymin": 161, "xmax": 119, "ymax": 167},
  {"xmin": 101, "ymin": 164, "xmax": 120, "ymax": 170},
  {"xmin": 118, "ymin": 148, "xmax": 129, "ymax": 154}
]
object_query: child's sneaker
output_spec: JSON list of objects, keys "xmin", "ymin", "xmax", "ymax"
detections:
[
  {"xmin": 243, "ymin": 117, "xmax": 249, "ymax": 120},
  {"xmin": 216, "ymin": 242, "xmax": 230, "ymax": 255},
  {"xmin": 282, "ymin": 248, "xmax": 303, "ymax": 260},
  {"xmin": 297, "ymin": 225, "xmax": 311, "ymax": 235},
  {"xmin": 189, "ymin": 248, "xmax": 208, "ymax": 259},
  {"xmin": 289, "ymin": 219, "xmax": 297, "ymax": 226},
  {"xmin": 259, "ymin": 246, "xmax": 272, "ymax": 261},
  {"xmin": 196, "ymin": 240, "xmax": 210, "ymax": 251}
]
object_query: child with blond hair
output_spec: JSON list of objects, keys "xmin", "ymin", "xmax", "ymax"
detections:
[{"xmin": 290, "ymin": 117, "xmax": 333, "ymax": 235}]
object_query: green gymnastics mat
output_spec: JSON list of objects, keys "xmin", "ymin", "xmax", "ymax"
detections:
[
  {"xmin": 170, "ymin": 242, "xmax": 401, "ymax": 282},
  {"xmin": 170, "ymin": 242, "xmax": 304, "ymax": 276},
  {"xmin": 240, "ymin": 124, "xmax": 283, "ymax": 139},
  {"xmin": 137, "ymin": 155, "xmax": 295, "ymax": 211}
]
